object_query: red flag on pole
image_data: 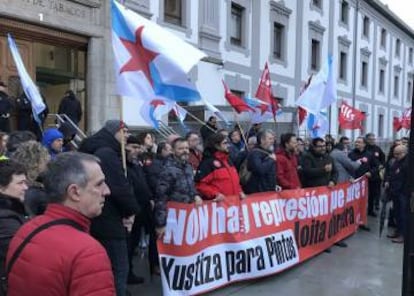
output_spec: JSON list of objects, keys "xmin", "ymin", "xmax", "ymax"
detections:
[
  {"xmin": 393, "ymin": 116, "xmax": 402, "ymax": 132},
  {"xmin": 401, "ymin": 107, "xmax": 412, "ymax": 129},
  {"xmin": 222, "ymin": 80, "xmax": 254, "ymax": 114},
  {"xmin": 338, "ymin": 101, "xmax": 366, "ymax": 130},
  {"xmin": 298, "ymin": 107, "xmax": 307, "ymax": 126},
  {"xmin": 297, "ymin": 75, "xmax": 313, "ymax": 126},
  {"xmin": 255, "ymin": 62, "xmax": 278, "ymax": 116}
]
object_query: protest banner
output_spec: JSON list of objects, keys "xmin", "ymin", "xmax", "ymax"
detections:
[{"xmin": 157, "ymin": 178, "xmax": 368, "ymax": 295}]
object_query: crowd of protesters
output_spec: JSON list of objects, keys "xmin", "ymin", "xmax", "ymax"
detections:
[{"xmin": 0, "ymin": 111, "xmax": 410, "ymax": 296}]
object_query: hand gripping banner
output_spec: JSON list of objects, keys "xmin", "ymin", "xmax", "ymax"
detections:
[{"xmin": 157, "ymin": 178, "xmax": 368, "ymax": 295}]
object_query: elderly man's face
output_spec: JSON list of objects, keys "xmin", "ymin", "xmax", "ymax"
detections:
[{"xmin": 77, "ymin": 161, "xmax": 110, "ymax": 218}]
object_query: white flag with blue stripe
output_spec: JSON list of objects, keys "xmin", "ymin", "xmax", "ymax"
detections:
[
  {"xmin": 7, "ymin": 34, "xmax": 46, "ymax": 119},
  {"xmin": 296, "ymin": 55, "xmax": 337, "ymax": 115}
]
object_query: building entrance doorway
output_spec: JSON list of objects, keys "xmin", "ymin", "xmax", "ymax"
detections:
[{"xmin": 0, "ymin": 18, "xmax": 88, "ymax": 132}]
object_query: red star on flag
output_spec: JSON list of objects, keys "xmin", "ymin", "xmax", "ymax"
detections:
[
  {"xmin": 150, "ymin": 99, "xmax": 165, "ymax": 108},
  {"xmin": 120, "ymin": 26, "xmax": 159, "ymax": 86}
]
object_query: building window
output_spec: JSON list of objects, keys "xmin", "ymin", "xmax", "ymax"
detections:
[
  {"xmin": 339, "ymin": 51, "xmax": 347, "ymax": 80},
  {"xmin": 361, "ymin": 61, "xmax": 368, "ymax": 87},
  {"xmin": 164, "ymin": 0, "xmax": 183, "ymax": 26},
  {"xmin": 378, "ymin": 114, "xmax": 384, "ymax": 138},
  {"xmin": 408, "ymin": 81, "xmax": 412, "ymax": 102},
  {"xmin": 273, "ymin": 23, "xmax": 284, "ymax": 60},
  {"xmin": 410, "ymin": 48, "xmax": 413, "ymax": 64},
  {"xmin": 361, "ymin": 111, "xmax": 367, "ymax": 134},
  {"xmin": 394, "ymin": 75, "xmax": 399, "ymax": 98},
  {"xmin": 380, "ymin": 28, "xmax": 387, "ymax": 48},
  {"xmin": 230, "ymin": 3, "xmax": 244, "ymax": 47},
  {"xmin": 312, "ymin": 0, "xmax": 322, "ymax": 9},
  {"xmin": 362, "ymin": 16, "xmax": 370, "ymax": 38},
  {"xmin": 395, "ymin": 38, "xmax": 401, "ymax": 57},
  {"xmin": 340, "ymin": 1, "xmax": 349, "ymax": 25},
  {"xmin": 311, "ymin": 39, "xmax": 320, "ymax": 70},
  {"xmin": 379, "ymin": 69, "xmax": 385, "ymax": 93}
]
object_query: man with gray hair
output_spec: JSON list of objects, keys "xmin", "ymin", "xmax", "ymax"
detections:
[
  {"xmin": 243, "ymin": 129, "xmax": 277, "ymax": 193},
  {"xmin": 6, "ymin": 152, "xmax": 115, "ymax": 295}
]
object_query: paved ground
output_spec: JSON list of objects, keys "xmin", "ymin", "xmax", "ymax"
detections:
[{"xmin": 128, "ymin": 217, "xmax": 403, "ymax": 295}]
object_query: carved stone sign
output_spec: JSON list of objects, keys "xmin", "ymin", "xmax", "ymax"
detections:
[{"xmin": 20, "ymin": 0, "xmax": 92, "ymax": 19}]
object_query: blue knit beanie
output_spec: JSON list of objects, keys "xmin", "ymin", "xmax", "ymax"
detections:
[{"xmin": 42, "ymin": 128, "xmax": 63, "ymax": 147}]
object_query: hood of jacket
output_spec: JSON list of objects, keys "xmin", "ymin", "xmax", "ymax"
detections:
[{"xmin": 78, "ymin": 128, "xmax": 121, "ymax": 155}]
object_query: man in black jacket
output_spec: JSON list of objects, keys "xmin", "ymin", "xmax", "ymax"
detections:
[
  {"xmin": 349, "ymin": 136, "xmax": 380, "ymax": 217},
  {"xmin": 384, "ymin": 144, "xmax": 409, "ymax": 243},
  {"xmin": 300, "ymin": 138, "xmax": 338, "ymax": 188},
  {"xmin": 125, "ymin": 135, "xmax": 154, "ymax": 283},
  {"xmin": 78, "ymin": 119, "xmax": 139, "ymax": 296},
  {"xmin": 57, "ymin": 90, "xmax": 82, "ymax": 125},
  {"xmin": 244, "ymin": 129, "xmax": 277, "ymax": 194},
  {"xmin": 365, "ymin": 133, "xmax": 385, "ymax": 212},
  {"xmin": 200, "ymin": 116, "xmax": 218, "ymax": 143},
  {"xmin": 0, "ymin": 82, "xmax": 13, "ymax": 133}
]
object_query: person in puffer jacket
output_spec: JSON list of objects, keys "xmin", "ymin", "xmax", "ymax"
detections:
[
  {"xmin": 154, "ymin": 138, "xmax": 202, "ymax": 238},
  {"xmin": 195, "ymin": 133, "xmax": 245, "ymax": 202},
  {"xmin": 6, "ymin": 152, "xmax": 115, "ymax": 296},
  {"xmin": 41, "ymin": 128, "xmax": 63, "ymax": 159}
]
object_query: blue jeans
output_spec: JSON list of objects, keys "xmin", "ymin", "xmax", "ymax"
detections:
[{"xmin": 100, "ymin": 239, "xmax": 129, "ymax": 296}]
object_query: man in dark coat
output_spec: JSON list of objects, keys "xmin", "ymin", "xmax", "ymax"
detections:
[
  {"xmin": 348, "ymin": 136, "xmax": 380, "ymax": 217},
  {"xmin": 144, "ymin": 142, "xmax": 172, "ymax": 194},
  {"xmin": 125, "ymin": 135, "xmax": 153, "ymax": 283},
  {"xmin": 300, "ymin": 137, "xmax": 338, "ymax": 188},
  {"xmin": 78, "ymin": 119, "xmax": 139, "ymax": 296},
  {"xmin": 244, "ymin": 129, "xmax": 277, "ymax": 194},
  {"xmin": 384, "ymin": 144, "xmax": 409, "ymax": 243},
  {"xmin": 365, "ymin": 133, "xmax": 386, "ymax": 211},
  {"xmin": 0, "ymin": 82, "xmax": 13, "ymax": 133},
  {"xmin": 200, "ymin": 116, "xmax": 218, "ymax": 143},
  {"xmin": 57, "ymin": 90, "xmax": 82, "ymax": 125},
  {"xmin": 154, "ymin": 138, "xmax": 202, "ymax": 238}
]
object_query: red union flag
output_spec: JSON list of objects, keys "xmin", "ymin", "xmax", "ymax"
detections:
[
  {"xmin": 393, "ymin": 117, "xmax": 402, "ymax": 132},
  {"xmin": 222, "ymin": 80, "xmax": 254, "ymax": 114},
  {"xmin": 255, "ymin": 62, "xmax": 278, "ymax": 116},
  {"xmin": 401, "ymin": 107, "xmax": 412, "ymax": 129},
  {"xmin": 338, "ymin": 101, "xmax": 366, "ymax": 130}
]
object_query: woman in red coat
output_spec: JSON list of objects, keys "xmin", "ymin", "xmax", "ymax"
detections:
[{"xmin": 195, "ymin": 133, "xmax": 245, "ymax": 202}]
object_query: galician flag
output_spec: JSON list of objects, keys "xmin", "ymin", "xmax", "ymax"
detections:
[
  {"xmin": 296, "ymin": 55, "xmax": 337, "ymax": 115},
  {"xmin": 111, "ymin": 0, "xmax": 206, "ymax": 127}
]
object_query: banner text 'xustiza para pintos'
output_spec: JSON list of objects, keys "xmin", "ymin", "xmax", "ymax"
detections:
[{"xmin": 157, "ymin": 178, "xmax": 368, "ymax": 295}]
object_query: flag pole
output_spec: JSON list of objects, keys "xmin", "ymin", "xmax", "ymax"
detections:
[
  {"xmin": 232, "ymin": 110, "xmax": 249, "ymax": 151},
  {"xmin": 184, "ymin": 108, "xmax": 217, "ymax": 133},
  {"xmin": 119, "ymin": 96, "xmax": 127, "ymax": 177}
]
